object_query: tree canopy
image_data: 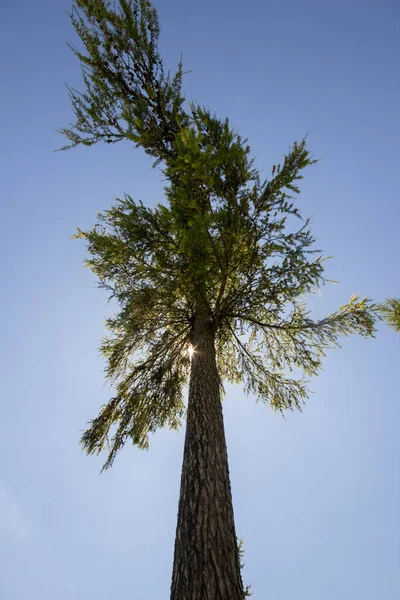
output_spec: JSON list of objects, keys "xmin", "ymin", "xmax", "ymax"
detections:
[{"xmin": 61, "ymin": 0, "xmax": 377, "ymax": 471}]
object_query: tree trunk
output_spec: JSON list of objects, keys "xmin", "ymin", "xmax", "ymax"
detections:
[{"xmin": 170, "ymin": 305, "xmax": 244, "ymax": 599}]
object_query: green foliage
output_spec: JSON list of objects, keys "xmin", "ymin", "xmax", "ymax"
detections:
[
  {"xmin": 58, "ymin": 0, "xmax": 188, "ymax": 162},
  {"xmin": 376, "ymin": 298, "xmax": 400, "ymax": 333},
  {"xmin": 61, "ymin": 0, "xmax": 378, "ymax": 469},
  {"xmin": 237, "ymin": 538, "xmax": 252, "ymax": 597},
  {"xmin": 74, "ymin": 198, "xmax": 192, "ymax": 469}
]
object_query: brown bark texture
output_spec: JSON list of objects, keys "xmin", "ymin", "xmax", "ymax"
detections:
[{"xmin": 170, "ymin": 307, "xmax": 244, "ymax": 599}]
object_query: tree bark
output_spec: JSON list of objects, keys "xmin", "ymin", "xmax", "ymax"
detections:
[{"xmin": 170, "ymin": 305, "xmax": 244, "ymax": 599}]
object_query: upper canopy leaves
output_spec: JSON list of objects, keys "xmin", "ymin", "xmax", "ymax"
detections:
[{"xmin": 59, "ymin": 0, "xmax": 188, "ymax": 160}]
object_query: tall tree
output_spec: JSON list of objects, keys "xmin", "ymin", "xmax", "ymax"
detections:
[{"xmin": 60, "ymin": 1, "xmax": 377, "ymax": 598}]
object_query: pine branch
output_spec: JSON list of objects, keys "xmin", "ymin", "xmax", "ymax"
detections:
[
  {"xmin": 58, "ymin": 0, "xmax": 188, "ymax": 159},
  {"xmin": 376, "ymin": 297, "xmax": 400, "ymax": 332}
]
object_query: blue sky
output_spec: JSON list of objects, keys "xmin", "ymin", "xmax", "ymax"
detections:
[{"xmin": 1, "ymin": 0, "xmax": 399, "ymax": 598}]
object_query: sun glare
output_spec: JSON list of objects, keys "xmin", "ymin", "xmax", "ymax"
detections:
[{"xmin": 187, "ymin": 344, "xmax": 196, "ymax": 360}]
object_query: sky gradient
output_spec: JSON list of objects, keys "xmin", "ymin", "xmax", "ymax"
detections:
[{"xmin": 1, "ymin": 0, "xmax": 399, "ymax": 598}]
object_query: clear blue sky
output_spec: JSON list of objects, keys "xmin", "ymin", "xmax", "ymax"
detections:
[{"xmin": 1, "ymin": 0, "xmax": 399, "ymax": 598}]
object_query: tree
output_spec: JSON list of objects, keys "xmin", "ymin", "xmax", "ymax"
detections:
[
  {"xmin": 59, "ymin": 1, "xmax": 377, "ymax": 598},
  {"xmin": 377, "ymin": 298, "xmax": 400, "ymax": 333}
]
